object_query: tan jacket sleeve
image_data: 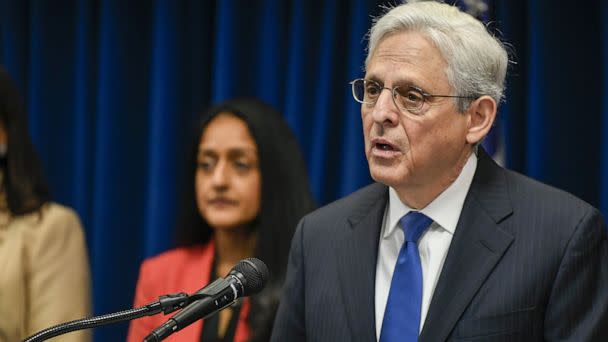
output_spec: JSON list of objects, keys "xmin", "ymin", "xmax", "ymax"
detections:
[{"xmin": 23, "ymin": 204, "xmax": 92, "ymax": 341}]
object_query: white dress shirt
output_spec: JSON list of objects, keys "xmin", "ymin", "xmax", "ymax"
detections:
[{"xmin": 375, "ymin": 153, "xmax": 477, "ymax": 340}]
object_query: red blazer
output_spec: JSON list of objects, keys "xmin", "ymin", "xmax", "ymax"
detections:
[{"xmin": 127, "ymin": 242, "xmax": 250, "ymax": 342}]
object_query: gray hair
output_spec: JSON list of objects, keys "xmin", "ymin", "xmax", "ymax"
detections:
[{"xmin": 366, "ymin": 1, "xmax": 509, "ymax": 112}]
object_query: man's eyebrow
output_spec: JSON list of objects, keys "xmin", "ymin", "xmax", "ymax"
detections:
[{"xmin": 364, "ymin": 75, "xmax": 419, "ymax": 88}]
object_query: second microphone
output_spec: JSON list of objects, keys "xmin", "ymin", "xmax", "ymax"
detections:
[{"xmin": 143, "ymin": 258, "xmax": 269, "ymax": 342}]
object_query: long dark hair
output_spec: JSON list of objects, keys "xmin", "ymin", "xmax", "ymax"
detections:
[
  {"xmin": 176, "ymin": 98, "xmax": 316, "ymax": 341},
  {"xmin": 0, "ymin": 66, "xmax": 50, "ymax": 215}
]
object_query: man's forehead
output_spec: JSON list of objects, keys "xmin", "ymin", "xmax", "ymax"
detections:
[
  {"xmin": 364, "ymin": 31, "xmax": 450, "ymax": 91},
  {"xmin": 367, "ymin": 32, "xmax": 442, "ymax": 68},
  {"xmin": 368, "ymin": 47, "xmax": 424, "ymax": 69}
]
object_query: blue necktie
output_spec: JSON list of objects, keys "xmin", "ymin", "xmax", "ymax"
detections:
[{"xmin": 380, "ymin": 211, "xmax": 433, "ymax": 342}]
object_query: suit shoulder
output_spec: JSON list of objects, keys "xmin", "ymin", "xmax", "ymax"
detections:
[
  {"xmin": 140, "ymin": 244, "xmax": 213, "ymax": 276},
  {"xmin": 502, "ymin": 169, "xmax": 601, "ymax": 227},
  {"xmin": 505, "ymin": 169, "xmax": 594, "ymax": 209},
  {"xmin": 300, "ymin": 183, "xmax": 386, "ymax": 232},
  {"xmin": 17, "ymin": 202, "xmax": 83, "ymax": 235},
  {"xmin": 142, "ymin": 244, "xmax": 209, "ymax": 271},
  {"xmin": 42, "ymin": 202, "xmax": 81, "ymax": 224},
  {"xmin": 306, "ymin": 183, "xmax": 385, "ymax": 218}
]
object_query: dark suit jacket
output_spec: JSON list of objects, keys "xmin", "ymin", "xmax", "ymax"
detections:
[{"xmin": 271, "ymin": 150, "xmax": 608, "ymax": 341}]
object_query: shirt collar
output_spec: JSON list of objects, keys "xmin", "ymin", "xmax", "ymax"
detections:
[{"xmin": 384, "ymin": 152, "xmax": 478, "ymax": 238}]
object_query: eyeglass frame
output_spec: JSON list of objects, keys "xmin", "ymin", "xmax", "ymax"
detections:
[{"xmin": 349, "ymin": 78, "xmax": 478, "ymax": 114}]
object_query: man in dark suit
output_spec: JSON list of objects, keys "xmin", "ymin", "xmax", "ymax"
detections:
[{"xmin": 271, "ymin": 1, "xmax": 608, "ymax": 341}]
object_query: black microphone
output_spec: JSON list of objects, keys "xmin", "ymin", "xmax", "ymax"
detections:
[{"xmin": 143, "ymin": 258, "xmax": 269, "ymax": 342}]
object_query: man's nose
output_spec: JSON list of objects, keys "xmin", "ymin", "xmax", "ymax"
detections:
[{"xmin": 371, "ymin": 89, "xmax": 400, "ymax": 126}]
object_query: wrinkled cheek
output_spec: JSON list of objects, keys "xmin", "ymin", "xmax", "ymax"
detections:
[
  {"xmin": 363, "ymin": 140, "xmax": 371, "ymax": 157},
  {"xmin": 362, "ymin": 130, "xmax": 372, "ymax": 155}
]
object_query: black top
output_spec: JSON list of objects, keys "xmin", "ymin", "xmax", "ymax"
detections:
[{"xmin": 200, "ymin": 259, "xmax": 242, "ymax": 342}]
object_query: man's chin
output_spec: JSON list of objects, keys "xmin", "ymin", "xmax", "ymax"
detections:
[{"xmin": 369, "ymin": 164, "xmax": 403, "ymax": 187}]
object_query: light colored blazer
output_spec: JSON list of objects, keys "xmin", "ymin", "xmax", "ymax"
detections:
[{"xmin": 0, "ymin": 202, "xmax": 91, "ymax": 342}]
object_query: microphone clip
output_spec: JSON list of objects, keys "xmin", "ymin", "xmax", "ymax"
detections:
[{"xmin": 186, "ymin": 273, "xmax": 244, "ymax": 309}]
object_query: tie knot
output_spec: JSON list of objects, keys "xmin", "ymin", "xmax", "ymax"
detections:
[{"xmin": 399, "ymin": 211, "xmax": 432, "ymax": 243}]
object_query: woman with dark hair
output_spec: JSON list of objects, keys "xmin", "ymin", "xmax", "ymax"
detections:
[
  {"xmin": 0, "ymin": 67, "xmax": 91, "ymax": 341},
  {"xmin": 128, "ymin": 98, "xmax": 315, "ymax": 342}
]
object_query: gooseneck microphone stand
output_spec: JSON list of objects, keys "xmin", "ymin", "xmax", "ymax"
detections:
[
  {"xmin": 22, "ymin": 258, "xmax": 269, "ymax": 342},
  {"xmin": 22, "ymin": 293, "xmax": 192, "ymax": 342}
]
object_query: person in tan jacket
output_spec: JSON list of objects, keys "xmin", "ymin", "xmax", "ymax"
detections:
[{"xmin": 0, "ymin": 66, "xmax": 91, "ymax": 342}]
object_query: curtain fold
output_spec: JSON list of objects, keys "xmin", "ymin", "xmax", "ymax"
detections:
[
  {"xmin": 496, "ymin": 0, "xmax": 604, "ymax": 208},
  {"xmin": 144, "ymin": 0, "xmax": 181, "ymax": 256},
  {"xmin": 309, "ymin": 0, "xmax": 338, "ymax": 200},
  {"xmin": 340, "ymin": 0, "xmax": 374, "ymax": 197},
  {"xmin": 601, "ymin": 0, "xmax": 608, "ymax": 216},
  {"xmin": 1, "ymin": 1, "xmax": 606, "ymax": 340},
  {"xmin": 524, "ymin": 0, "xmax": 545, "ymax": 179}
]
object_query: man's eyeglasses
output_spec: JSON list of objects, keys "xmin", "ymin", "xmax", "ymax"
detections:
[{"xmin": 350, "ymin": 78, "xmax": 477, "ymax": 115}]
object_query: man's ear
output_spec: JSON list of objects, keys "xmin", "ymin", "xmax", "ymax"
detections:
[{"xmin": 466, "ymin": 95, "xmax": 497, "ymax": 145}]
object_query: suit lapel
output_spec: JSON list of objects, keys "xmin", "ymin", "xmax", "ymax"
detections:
[
  {"xmin": 336, "ymin": 183, "xmax": 387, "ymax": 342},
  {"xmin": 420, "ymin": 150, "xmax": 514, "ymax": 342}
]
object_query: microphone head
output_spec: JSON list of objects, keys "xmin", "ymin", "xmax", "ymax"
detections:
[{"xmin": 231, "ymin": 258, "xmax": 269, "ymax": 295}]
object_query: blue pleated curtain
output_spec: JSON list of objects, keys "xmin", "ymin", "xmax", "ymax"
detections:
[{"xmin": 1, "ymin": 1, "xmax": 607, "ymax": 341}]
